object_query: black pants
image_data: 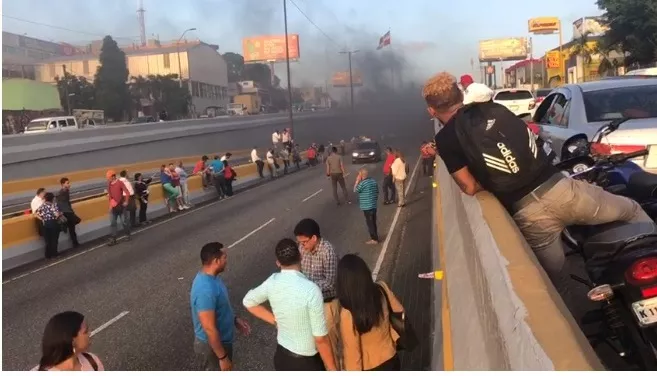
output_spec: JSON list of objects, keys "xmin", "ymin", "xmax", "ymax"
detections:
[
  {"xmin": 330, "ymin": 173, "xmax": 349, "ymax": 203},
  {"xmin": 383, "ymin": 174, "xmax": 396, "ymax": 202},
  {"xmin": 127, "ymin": 195, "xmax": 137, "ymax": 226},
  {"xmin": 422, "ymin": 157, "xmax": 433, "ymax": 176},
  {"xmin": 363, "ymin": 209, "xmax": 379, "ymax": 241},
  {"xmin": 139, "ymin": 199, "xmax": 148, "ymax": 223},
  {"xmin": 369, "ymin": 354, "xmax": 401, "ymax": 371},
  {"xmin": 255, "ymin": 160, "xmax": 265, "ymax": 178},
  {"xmin": 225, "ymin": 178, "xmax": 234, "ymax": 196},
  {"xmin": 273, "ymin": 345, "xmax": 325, "ymax": 371},
  {"xmin": 43, "ymin": 220, "xmax": 60, "ymax": 259},
  {"xmin": 213, "ymin": 174, "xmax": 226, "ymax": 198},
  {"xmin": 62, "ymin": 212, "xmax": 79, "ymax": 247}
]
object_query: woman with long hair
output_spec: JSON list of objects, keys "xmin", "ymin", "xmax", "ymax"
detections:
[
  {"xmin": 336, "ymin": 254, "xmax": 405, "ymax": 371},
  {"xmin": 390, "ymin": 150, "xmax": 408, "ymax": 207},
  {"xmin": 35, "ymin": 311, "xmax": 104, "ymax": 371}
]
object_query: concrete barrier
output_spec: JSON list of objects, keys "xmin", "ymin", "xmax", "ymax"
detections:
[
  {"xmin": 433, "ymin": 157, "xmax": 604, "ymax": 370},
  {"xmin": 2, "ymin": 160, "xmax": 271, "ymax": 271}
]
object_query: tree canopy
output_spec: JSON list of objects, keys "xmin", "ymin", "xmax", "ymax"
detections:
[
  {"xmin": 130, "ymin": 74, "xmax": 191, "ymax": 119},
  {"xmin": 597, "ymin": 0, "xmax": 657, "ymax": 66},
  {"xmin": 94, "ymin": 35, "xmax": 130, "ymax": 121},
  {"xmin": 55, "ymin": 73, "xmax": 96, "ymax": 113}
]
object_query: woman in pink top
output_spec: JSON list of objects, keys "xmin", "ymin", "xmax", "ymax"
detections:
[{"xmin": 35, "ymin": 311, "xmax": 105, "ymax": 371}]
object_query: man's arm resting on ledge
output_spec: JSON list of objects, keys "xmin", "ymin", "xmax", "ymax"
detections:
[{"xmin": 451, "ymin": 166, "xmax": 483, "ymax": 196}]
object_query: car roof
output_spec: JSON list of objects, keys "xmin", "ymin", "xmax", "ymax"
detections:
[
  {"xmin": 567, "ymin": 78, "xmax": 657, "ymax": 92},
  {"xmin": 494, "ymin": 88, "xmax": 532, "ymax": 93},
  {"xmin": 29, "ymin": 116, "xmax": 73, "ymax": 122}
]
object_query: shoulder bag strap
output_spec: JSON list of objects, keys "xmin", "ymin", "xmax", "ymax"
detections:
[
  {"xmin": 81, "ymin": 353, "xmax": 99, "ymax": 371},
  {"xmin": 377, "ymin": 283, "xmax": 394, "ymax": 314}
]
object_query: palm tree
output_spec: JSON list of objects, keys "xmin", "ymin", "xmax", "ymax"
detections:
[{"xmin": 569, "ymin": 31, "xmax": 596, "ymax": 81}]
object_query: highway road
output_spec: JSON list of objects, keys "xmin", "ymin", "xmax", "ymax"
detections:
[{"xmin": 2, "ymin": 105, "xmax": 437, "ymax": 371}]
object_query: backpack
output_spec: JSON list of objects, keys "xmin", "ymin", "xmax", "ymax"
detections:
[{"xmin": 452, "ymin": 102, "xmax": 551, "ymax": 193}]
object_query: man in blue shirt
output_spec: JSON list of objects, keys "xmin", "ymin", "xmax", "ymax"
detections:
[
  {"xmin": 191, "ymin": 242, "xmax": 251, "ymax": 371},
  {"xmin": 242, "ymin": 238, "xmax": 337, "ymax": 371},
  {"xmin": 354, "ymin": 168, "xmax": 380, "ymax": 244},
  {"xmin": 208, "ymin": 156, "xmax": 226, "ymax": 199}
]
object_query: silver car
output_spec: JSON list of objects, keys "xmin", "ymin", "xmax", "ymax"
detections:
[{"xmin": 533, "ymin": 78, "xmax": 657, "ymax": 168}]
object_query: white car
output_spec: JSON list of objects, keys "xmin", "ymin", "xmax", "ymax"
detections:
[{"xmin": 493, "ymin": 89, "xmax": 536, "ymax": 119}]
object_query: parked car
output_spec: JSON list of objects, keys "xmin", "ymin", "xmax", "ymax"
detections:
[
  {"xmin": 493, "ymin": 88, "xmax": 536, "ymax": 119},
  {"xmin": 531, "ymin": 78, "xmax": 657, "ymax": 169},
  {"xmin": 23, "ymin": 116, "xmax": 80, "ymax": 134},
  {"xmin": 535, "ymin": 88, "xmax": 552, "ymax": 105},
  {"xmin": 351, "ymin": 141, "xmax": 382, "ymax": 163}
]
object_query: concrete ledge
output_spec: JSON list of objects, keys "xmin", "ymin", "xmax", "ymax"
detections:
[{"xmin": 434, "ymin": 158, "xmax": 603, "ymax": 370}]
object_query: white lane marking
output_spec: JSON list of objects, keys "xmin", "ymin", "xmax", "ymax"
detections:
[
  {"xmin": 90, "ymin": 311, "xmax": 129, "ymax": 337},
  {"xmin": 227, "ymin": 218, "xmax": 276, "ymax": 248},
  {"xmin": 302, "ymin": 189, "xmax": 323, "ymax": 202},
  {"xmin": 371, "ymin": 155, "xmax": 422, "ymax": 280}
]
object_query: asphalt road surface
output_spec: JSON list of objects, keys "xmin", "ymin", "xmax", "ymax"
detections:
[{"xmin": 2, "ymin": 103, "xmax": 437, "ymax": 371}]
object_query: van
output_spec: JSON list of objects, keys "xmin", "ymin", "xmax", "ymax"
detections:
[{"xmin": 23, "ymin": 116, "xmax": 81, "ymax": 134}]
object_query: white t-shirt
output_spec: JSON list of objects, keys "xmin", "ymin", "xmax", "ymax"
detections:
[
  {"xmin": 391, "ymin": 158, "xmax": 407, "ymax": 181},
  {"xmin": 119, "ymin": 177, "xmax": 135, "ymax": 196},
  {"xmin": 281, "ymin": 132, "xmax": 290, "ymax": 143},
  {"xmin": 272, "ymin": 132, "xmax": 280, "ymax": 144},
  {"xmin": 266, "ymin": 151, "xmax": 275, "ymax": 164},
  {"xmin": 31, "ymin": 352, "xmax": 105, "ymax": 371},
  {"xmin": 31, "ymin": 195, "xmax": 44, "ymax": 214},
  {"xmin": 251, "ymin": 149, "xmax": 261, "ymax": 162}
]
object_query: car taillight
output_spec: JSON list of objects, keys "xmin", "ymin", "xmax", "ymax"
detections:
[
  {"xmin": 529, "ymin": 101, "xmax": 536, "ymax": 110},
  {"xmin": 536, "ymin": 96, "xmax": 545, "ymax": 103},
  {"xmin": 626, "ymin": 257, "xmax": 657, "ymax": 286},
  {"xmin": 590, "ymin": 142, "xmax": 646, "ymax": 156}
]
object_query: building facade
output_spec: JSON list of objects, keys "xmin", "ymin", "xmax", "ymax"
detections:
[
  {"xmin": 37, "ymin": 39, "xmax": 229, "ymax": 115},
  {"xmin": 2, "ymin": 31, "xmax": 68, "ymax": 80},
  {"xmin": 504, "ymin": 59, "xmax": 544, "ymax": 89}
]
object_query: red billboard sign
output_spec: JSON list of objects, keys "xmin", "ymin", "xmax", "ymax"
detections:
[{"xmin": 242, "ymin": 35, "xmax": 300, "ymax": 63}]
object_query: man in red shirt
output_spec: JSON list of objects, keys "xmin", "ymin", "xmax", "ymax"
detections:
[
  {"xmin": 420, "ymin": 141, "xmax": 437, "ymax": 176},
  {"xmin": 194, "ymin": 155, "xmax": 211, "ymax": 188},
  {"xmin": 107, "ymin": 170, "xmax": 131, "ymax": 246},
  {"xmin": 382, "ymin": 147, "xmax": 396, "ymax": 205}
]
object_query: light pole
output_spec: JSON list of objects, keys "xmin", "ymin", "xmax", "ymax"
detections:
[
  {"xmin": 176, "ymin": 28, "xmax": 197, "ymax": 88},
  {"xmin": 283, "ymin": 0, "xmax": 294, "ymax": 135},
  {"xmin": 339, "ymin": 49, "xmax": 359, "ymax": 112}
]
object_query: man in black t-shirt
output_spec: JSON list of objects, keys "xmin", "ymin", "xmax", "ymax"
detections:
[{"xmin": 422, "ymin": 72, "xmax": 650, "ymax": 284}]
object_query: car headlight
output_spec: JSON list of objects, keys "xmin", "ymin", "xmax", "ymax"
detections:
[
  {"xmin": 369, "ymin": 151, "xmax": 375, "ymax": 156},
  {"xmin": 352, "ymin": 152, "xmax": 358, "ymax": 157}
]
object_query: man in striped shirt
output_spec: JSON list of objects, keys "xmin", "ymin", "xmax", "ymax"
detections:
[
  {"xmin": 354, "ymin": 168, "xmax": 380, "ymax": 244},
  {"xmin": 243, "ymin": 238, "xmax": 337, "ymax": 371}
]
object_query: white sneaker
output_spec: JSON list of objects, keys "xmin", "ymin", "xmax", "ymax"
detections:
[
  {"xmin": 183, "ymin": 205, "xmax": 191, "ymax": 209},
  {"xmin": 178, "ymin": 205, "xmax": 184, "ymax": 211}
]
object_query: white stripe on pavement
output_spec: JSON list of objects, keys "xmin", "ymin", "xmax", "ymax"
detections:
[
  {"xmin": 90, "ymin": 311, "xmax": 130, "ymax": 337},
  {"xmin": 227, "ymin": 218, "xmax": 276, "ymax": 249},
  {"xmin": 302, "ymin": 189, "xmax": 323, "ymax": 202},
  {"xmin": 371, "ymin": 155, "xmax": 422, "ymax": 280}
]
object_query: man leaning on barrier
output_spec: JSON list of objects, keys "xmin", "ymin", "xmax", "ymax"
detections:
[{"xmin": 422, "ymin": 72, "xmax": 651, "ymax": 288}]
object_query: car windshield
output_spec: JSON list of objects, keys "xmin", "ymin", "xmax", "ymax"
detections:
[
  {"xmin": 25, "ymin": 120, "xmax": 50, "ymax": 131},
  {"xmin": 494, "ymin": 90, "xmax": 533, "ymax": 101},
  {"xmin": 356, "ymin": 142, "xmax": 377, "ymax": 149},
  {"xmin": 583, "ymin": 85, "xmax": 657, "ymax": 122}
]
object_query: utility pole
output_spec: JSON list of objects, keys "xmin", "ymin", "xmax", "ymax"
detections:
[
  {"xmin": 62, "ymin": 64, "xmax": 71, "ymax": 115},
  {"xmin": 339, "ymin": 49, "xmax": 359, "ymax": 112},
  {"xmin": 283, "ymin": 0, "xmax": 294, "ymax": 134},
  {"xmin": 176, "ymin": 28, "xmax": 197, "ymax": 88}
]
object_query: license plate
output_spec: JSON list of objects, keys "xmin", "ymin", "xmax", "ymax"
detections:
[
  {"xmin": 632, "ymin": 296, "xmax": 657, "ymax": 326},
  {"xmin": 509, "ymin": 105, "xmax": 519, "ymax": 111},
  {"xmin": 645, "ymin": 145, "xmax": 657, "ymax": 169}
]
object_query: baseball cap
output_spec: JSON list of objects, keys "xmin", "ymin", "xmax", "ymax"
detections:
[
  {"xmin": 106, "ymin": 170, "xmax": 116, "ymax": 180},
  {"xmin": 459, "ymin": 74, "xmax": 474, "ymax": 87}
]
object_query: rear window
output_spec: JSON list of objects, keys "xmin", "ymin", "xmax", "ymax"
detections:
[
  {"xmin": 494, "ymin": 90, "xmax": 534, "ymax": 101},
  {"xmin": 356, "ymin": 142, "xmax": 377, "ymax": 149},
  {"xmin": 583, "ymin": 85, "xmax": 657, "ymax": 122},
  {"xmin": 536, "ymin": 89, "xmax": 551, "ymax": 97}
]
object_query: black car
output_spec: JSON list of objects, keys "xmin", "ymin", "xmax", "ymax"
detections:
[{"xmin": 351, "ymin": 141, "xmax": 382, "ymax": 163}]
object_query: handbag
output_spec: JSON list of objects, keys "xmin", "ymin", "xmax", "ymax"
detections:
[{"xmin": 378, "ymin": 284, "xmax": 418, "ymax": 351}]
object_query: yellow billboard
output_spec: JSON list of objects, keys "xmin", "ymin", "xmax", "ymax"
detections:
[
  {"xmin": 478, "ymin": 38, "xmax": 528, "ymax": 62},
  {"xmin": 528, "ymin": 17, "xmax": 560, "ymax": 34},
  {"xmin": 242, "ymin": 35, "xmax": 300, "ymax": 63},
  {"xmin": 546, "ymin": 51, "xmax": 561, "ymax": 69},
  {"xmin": 332, "ymin": 71, "xmax": 363, "ymax": 87}
]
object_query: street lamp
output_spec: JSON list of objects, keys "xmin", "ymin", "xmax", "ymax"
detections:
[
  {"xmin": 339, "ymin": 49, "xmax": 359, "ymax": 112},
  {"xmin": 177, "ymin": 28, "xmax": 197, "ymax": 88},
  {"xmin": 283, "ymin": 0, "xmax": 294, "ymax": 135}
]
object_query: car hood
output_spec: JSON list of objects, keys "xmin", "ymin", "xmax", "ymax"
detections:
[{"xmin": 353, "ymin": 149, "xmax": 377, "ymax": 153}]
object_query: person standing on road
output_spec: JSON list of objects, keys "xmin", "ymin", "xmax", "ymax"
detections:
[
  {"xmin": 294, "ymin": 218, "xmax": 341, "ymax": 370},
  {"xmin": 337, "ymin": 254, "xmax": 405, "ymax": 371},
  {"xmin": 134, "ymin": 172, "xmax": 152, "ymax": 226},
  {"xmin": 354, "ymin": 168, "xmax": 380, "ymax": 244},
  {"xmin": 279, "ymin": 146, "xmax": 290, "ymax": 175},
  {"xmin": 326, "ymin": 147, "xmax": 351, "ymax": 206},
  {"xmin": 222, "ymin": 159, "xmax": 236, "ymax": 197},
  {"xmin": 35, "ymin": 192, "xmax": 64, "ymax": 259},
  {"xmin": 281, "ymin": 128, "xmax": 291, "ymax": 151},
  {"xmin": 292, "ymin": 144, "xmax": 302, "ymax": 170},
  {"xmin": 251, "ymin": 147, "xmax": 265, "ymax": 178},
  {"xmin": 194, "ymin": 155, "xmax": 211, "ymax": 189},
  {"xmin": 243, "ymin": 238, "xmax": 337, "ymax": 371},
  {"xmin": 272, "ymin": 129, "xmax": 281, "ymax": 149},
  {"xmin": 209, "ymin": 156, "xmax": 227, "ymax": 199},
  {"xmin": 191, "ymin": 242, "xmax": 251, "ymax": 371},
  {"xmin": 420, "ymin": 141, "xmax": 436, "ymax": 177},
  {"xmin": 106, "ymin": 170, "xmax": 131, "ymax": 246},
  {"xmin": 35, "ymin": 311, "xmax": 105, "ymax": 371},
  {"xmin": 119, "ymin": 170, "xmax": 138, "ymax": 227},
  {"xmin": 266, "ymin": 149, "xmax": 277, "ymax": 179},
  {"xmin": 175, "ymin": 161, "xmax": 192, "ymax": 208},
  {"xmin": 391, "ymin": 151, "xmax": 408, "ymax": 207},
  {"xmin": 56, "ymin": 178, "xmax": 80, "ymax": 248},
  {"xmin": 423, "ymin": 71, "xmax": 652, "ymax": 288},
  {"xmin": 382, "ymin": 148, "xmax": 396, "ymax": 205}
]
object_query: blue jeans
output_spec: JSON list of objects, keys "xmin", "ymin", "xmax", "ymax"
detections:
[{"xmin": 109, "ymin": 206, "xmax": 131, "ymax": 239}]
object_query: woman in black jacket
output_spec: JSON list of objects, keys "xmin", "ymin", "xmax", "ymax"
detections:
[{"xmin": 134, "ymin": 173, "xmax": 153, "ymax": 226}]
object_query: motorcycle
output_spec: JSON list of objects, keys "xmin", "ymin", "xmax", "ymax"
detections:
[{"xmin": 553, "ymin": 120, "xmax": 657, "ymax": 369}]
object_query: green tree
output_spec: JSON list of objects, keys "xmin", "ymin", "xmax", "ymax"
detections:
[
  {"xmin": 94, "ymin": 36, "xmax": 130, "ymax": 121},
  {"xmin": 55, "ymin": 72, "xmax": 96, "ymax": 113},
  {"xmin": 222, "ymin": 52, "xmax": 245, "ymax": 83},
  {"xmin": 597, "ymin": 0, "xmax": 657, "ymax": 66},
  {"xmin": 568, "ymin": 31, "xmax": 596, "ymax": 80},
  {"xmin": 130, "ymin": 74, "xmax": 191, "ymax": 119},
  {"xmin": 243, "ymin": 63, "xmax": 273, "ymax": 87}
]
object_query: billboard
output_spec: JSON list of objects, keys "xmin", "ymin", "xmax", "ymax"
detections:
[
  {"xmin": 332, "ymin": 71, "xmax": 363, "ymax": 87},
  {"xmin": 545, "ymin": 51, "xmax": 561, "ymax": 69},
  {"xmin": 573, "ymin": 17, "xmax": 608, "ymax": 39},
  {"xmin": 528, "ymin": 17, "xmax": 560, "ymax": 34},
  {"xmin": 478, "ymin": 38, "xmax": 528, "ymax": 62},
  {"xmin": 242, "ymin": 35, "xmax": 300, "ymax": 63}
]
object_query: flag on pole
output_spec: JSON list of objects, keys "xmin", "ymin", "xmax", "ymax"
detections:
[{"xmin": 377, "ymin": 31, "xmax": 391, "ymax": 50}]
